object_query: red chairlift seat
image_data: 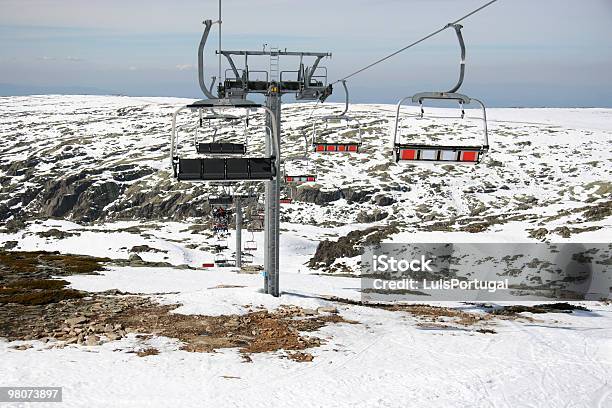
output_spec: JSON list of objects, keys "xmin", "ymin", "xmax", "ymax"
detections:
[
  {"xmin": 313, "ymin": 142, "xmax": 360, "ymax": 153},
  {"xmin": 284, "ymin": 175, "xmax": 316, "ymax": 183}
]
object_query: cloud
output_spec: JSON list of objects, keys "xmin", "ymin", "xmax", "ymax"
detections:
[
  {"xmin": 175, "ymin": 64, "xmax": 196, "ymax": 71},
  {"xmin": 37, "ymin": 56, "xmax": 57, "ymax": 61},
  {"xmin": 128, "ymin": 66, "xmax": 138, "ymax": 71},
  {"xmin": 65, "ymin": 56, "xmax": 83, "ymax": 62}
]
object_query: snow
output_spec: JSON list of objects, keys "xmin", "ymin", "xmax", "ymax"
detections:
[
  {"xmin": 2, "ymin": 273, "xmax": 611, "ymax": 407},
  {"xmin": 1, "ymin": 96, "xmax": 611, "ymax": 407}
]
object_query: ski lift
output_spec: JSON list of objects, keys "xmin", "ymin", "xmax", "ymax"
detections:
[
  {"xmin": 214, "ymin": 252, "xmax": 227, "ymax": 264},
  {"xmin": 171, "ymin": 99, "xmax": 279, "ymax": 182},
  {"xmin": 280, "ymin": 190, "xmax": 293, "ymax": 204},
  {"xmin": 392, "ymin": 24, "xmax": 489, "ymax": 164},
  {"xmin": 244, "ymin": 232, "xmax": 257, "ymax": 252},
  {"xmin": 214, "ymin": 252, "xmax": 233, "ymax": 267},
  {"xmin": 213, "ymin": 235, "xmax": 229, "ymax": 250},
  {"xmin": 312, "ymin": 80, "xmax": 363, "ymax": 153},
  {"xmin": 241, "ymin": 252, "xmax": 254, "ymax": 264},
  {"xmin": 284, "ymin": 133, "xmax": 317, "ymax": 183}
]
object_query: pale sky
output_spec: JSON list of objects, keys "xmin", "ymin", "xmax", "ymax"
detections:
[{"xmin": 0, "ymin": 0, "xmax": 611, "ymax": 106}]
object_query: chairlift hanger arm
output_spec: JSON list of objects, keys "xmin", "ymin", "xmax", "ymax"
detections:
[
  {"xmin": 222, "ymin": 53, "xmax": 241, "ymax": 81},
  {"xmin": 198, "ymin": 20, "xmax": 217, "ymax": 99},
  {"xmin": 447, "ymin": 23, "xmax": 466, "ymax": 93},
  {"xmin": 305, "ymin": 56, "xmax": 324, "ymax": 85}
]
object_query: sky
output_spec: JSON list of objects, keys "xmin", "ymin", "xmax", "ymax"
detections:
[{"xmin": 0, "ymin": 0, "xmax": 611, "ymax": 107}]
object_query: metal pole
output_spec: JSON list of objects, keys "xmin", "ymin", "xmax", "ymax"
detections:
[
  {"xmin": 218, "ymin": 0, "xmax": 222, "ymax": 92},
  {"xmin": 265, "ymin": 89, "xmax": 281, "ymax": 297},
  {"xmin": 235, "ymin": 197, "xmax": 242, "ymax": 269},
  {"xmin": 263, "ymin": 126, "xmax": 271, "ymax": 293}
]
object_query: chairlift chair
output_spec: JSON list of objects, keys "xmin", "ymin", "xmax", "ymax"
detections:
[
  {"xmin": 242, "ymin": 252, "xmax": 254, "ymax": 264},
  {"xmin": 214, "ymin": 252, "xmax": 227, "ymax": 265},
  {"xmin": 213, "ymin": 235, "xmax": 229, "ymax": 250},
  {"xmin": 312, "ymin": 80, "xmax": 363, "ymax": 153},
  {"xmin": 171, "ymin": 99, "xmax": 280, "ymax": 182},
  {"xmin": 283, "ymin": 133, "xmax": 317, "ymax": 183},
  {"xmin": 280, "ymin": 186, "xmax": 293, "ymax": 204},
  {"xmin": 244, "ymin": 232, "xmax": 257, "ymax": 252},
  {"xmin": 392, "ymin": 24, "xmax": 489, "ymax": 164}
]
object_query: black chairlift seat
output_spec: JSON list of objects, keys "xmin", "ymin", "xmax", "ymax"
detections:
[
  {"xmin": 208, "ymin": 195, "xmax": 233, "ymax": 206},
  {"xmin": 197, "ymin": 143, "xmax": 246, "ymax": 155},
  {"xmin": 176, "ymin": 157, "xmax": 275, "ymax": 181}
]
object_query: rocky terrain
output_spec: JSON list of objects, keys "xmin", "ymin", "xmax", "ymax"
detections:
[{"xmin": 1, "ymin": 96, "xmax": 610, "ymax": 245}]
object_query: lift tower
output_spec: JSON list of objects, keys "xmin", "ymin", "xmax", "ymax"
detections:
[{"xmin": 196, "ymin": 19, "xmax": 332, "ymax": 297}]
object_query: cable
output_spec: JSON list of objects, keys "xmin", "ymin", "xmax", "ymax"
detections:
[{"xmin": 330, "ymin": 0, "xmax": 500, "ymax": 85}]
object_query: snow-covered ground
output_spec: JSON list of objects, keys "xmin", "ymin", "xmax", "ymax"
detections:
[
  {"xmin": 2, "ymin": 262, "xmax": 611, "ymax": 408},
  {"xmin": 1, "ymin": 96, "xmax": 611, "ymax": 407}
]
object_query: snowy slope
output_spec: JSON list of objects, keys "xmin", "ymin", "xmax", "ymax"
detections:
[
  {"xmin": 1, "ymin": 96, "xmax": 611, "ymax": 408},
  {"xmin": 0, "ymin": 95, "xmax": 610, "ymax": 242},
  {"xmin": 2, "ymin": 264, "xmax": 611, "ymax": 408}
]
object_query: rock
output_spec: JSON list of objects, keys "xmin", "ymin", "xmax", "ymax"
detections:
[
  {"xmin": 130, "ymin": 245, "xmax": 167, "ymax": 254},
  {"xmin": 3, "ymin": 219, "xmax": 26, "ymax": 233},
  {"xmin": 106, "ymin": 332, "xmax": 121, "ymax": 341},
  {"xmin": 302, "ymin": 308, "xmax": 318, "ymax": 316},
  {"xmin": 356, "ymin": 209, "xmax": 388, "ymax": 223},
  {"xmin": 36, "ymin": 229, "xmax": 79, "ymax": 239},
  {"xmin": 11, "ymin": 344, "xmax": 34, "ymax": 350},
  {"xmin": 85, "ymin": 335, "xmax": 100, "ymax": 346},
  {"xmin": 128, "ymin": 253, "xmax": 144, "ymax": 263},
  {"xmin": 529, "ymin": 228, "xmax": 548, "ymax": 240},
  {"xmin": 374, "ymin": 195, "xmax": 394, "ymax": 206},
  {"xmin": 317, "ymin": 306, "xmax": 338, "ymax": 314},
  {"xmin": 309, "ymin": 225, "xmax": 399, "ymax": 268},
  {"xmin": 1, "ymin": 240, "xmax": 18, "ymax": 250},
  {"xmin": 65, "ymin": 316, "xmax": 88, "ymax": 326}
]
